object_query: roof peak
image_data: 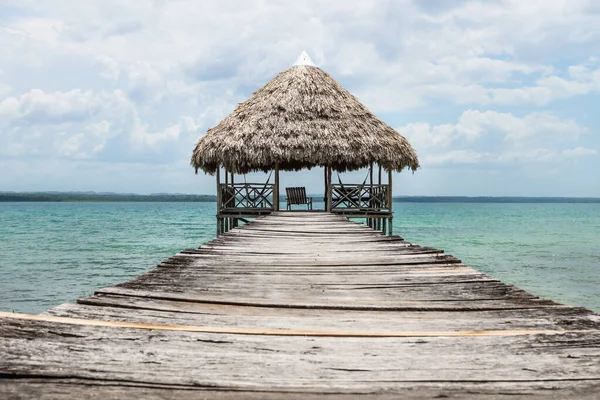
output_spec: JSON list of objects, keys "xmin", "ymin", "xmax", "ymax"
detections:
[
  {"xmin": 191, "ymin": 52, "xmax": 419, "ymax": 174},
  {"xmin": 294, "ymin": 51, "xmax": 315, "ymax": 67}
]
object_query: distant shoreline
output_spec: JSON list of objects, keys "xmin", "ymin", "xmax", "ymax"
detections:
[
  {"xmin": 393, "ymin": 196, "xmax": 600, "ymax": 203},
  {"xmin": 0, "ymin": 193, "xmax": 217, "ymax": 202},
  {"xmin": 1, "ymin": 192, "xmax": 599, "ymax": 203}
]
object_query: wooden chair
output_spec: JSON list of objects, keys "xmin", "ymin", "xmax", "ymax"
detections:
[{"xmin": 285, "ymin": 187, "xmax": 313, "ymax": 210}]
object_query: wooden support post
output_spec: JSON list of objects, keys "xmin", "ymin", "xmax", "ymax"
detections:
[
  {"xmin": 369, "ymin": 163, "xmax": 373, "ymax": 228},
  {"xmin": 230, "ymin": 172, "xmax": 234, "ymax": 213},
  {"xmin": 388, "ymin": 169, "xmax": 393, "ymax": 236},
  {"xmin": 216, "ymin": 168, "xmax": 221, "ymax": 209},
  {"xmin": 374, "ymin": 164, "xmax": 383, "ymax": 232},
  {"xmin": 323, "ymin": 167, "xmax": 327, "ymax": 207},
  {"xmin": 216, "ymin": 168, "xmax": 221, "ymax": 236},
  {"xmin": 326, "ymin": 166, "xmax": 332, "ymax": 212},
  {"xmin": 274, "ymin": 164, "xmax": 280, "ymax": 211}
]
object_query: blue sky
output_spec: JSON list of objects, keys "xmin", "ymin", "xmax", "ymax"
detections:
[{"xmin": 0, "ymin": 0, "xmax": 599, "ymax": 196}]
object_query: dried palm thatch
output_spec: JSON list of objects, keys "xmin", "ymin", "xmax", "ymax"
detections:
[{"xmin": 191, "ymin": 65, "xmax": 419, "ymax": 174}]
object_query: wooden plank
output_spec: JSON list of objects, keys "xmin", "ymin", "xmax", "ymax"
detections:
[
  {"xmin": 101, "ymin": 278, "xmax": 540, "ymax": 297},
  {"xmin": 90, "ymin": 287, "xmax": 559, "ymax": 311},
  {"xmin": 162, "ymin": 254, "xmax": 462, "ymax": 266},
  {"xmin": 45, "ymin": 302, "xmax": 600, "ymax": 333},
  {"xmin": 1, "ymin": 312, "xmax": 587, "ymax": 337},
  {"xmin": 1, "ymin": 318, "xmax": 599, "ymax": 388},
  {"xmin": 3, "ymin": 379, "xmax": 600, "ymax": 399}
]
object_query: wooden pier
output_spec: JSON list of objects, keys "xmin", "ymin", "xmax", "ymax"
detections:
[{"xmin": 1, "ymin": 212, "xmax": 599, "ymax": 399}]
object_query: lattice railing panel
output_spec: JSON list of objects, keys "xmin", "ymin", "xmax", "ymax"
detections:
[
  {"xmin": 219, "ymin": 183, "xmax": 274, "ymax": 211},
  {"xmin": 331, "ymin": 184, "xmax": 389, "ymax": 211}
]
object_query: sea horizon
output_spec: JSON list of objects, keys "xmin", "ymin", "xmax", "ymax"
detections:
[{"xmin": 1, "ymin": 191, "xmax": 600, "ymax": 203}]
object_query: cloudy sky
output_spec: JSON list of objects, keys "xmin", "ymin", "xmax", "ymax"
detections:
[{"xmin": 1, "ymin": 0, "xmax": 599, "ymax": 196}]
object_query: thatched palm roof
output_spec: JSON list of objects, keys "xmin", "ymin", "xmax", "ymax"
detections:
[{"xmin": 191, "ymin": 64, "xmax": 419, "ymax": 174}]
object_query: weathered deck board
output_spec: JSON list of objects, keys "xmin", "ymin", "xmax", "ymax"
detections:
[
  {"xmin": 1, "ymin": 211, "xmax": 599, "ymax": 398},
  {"xmin": 45, "ymin": 303, "xmax": 599, "ymax": 332}
]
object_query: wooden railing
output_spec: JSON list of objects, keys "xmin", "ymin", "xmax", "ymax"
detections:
[
  {"xmin": 219, "ymin": 183, "xmax": 275, "ymax": 211},
  {"xmin": 331, "ymin": 184, "xmax": 390, "ymax": 212}
]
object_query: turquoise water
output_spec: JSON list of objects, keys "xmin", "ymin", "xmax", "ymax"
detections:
[{"xmin": 0, "ymin": 202, "xmax": 598, "ymax": 313}]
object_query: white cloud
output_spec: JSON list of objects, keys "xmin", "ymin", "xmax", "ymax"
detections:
[
  {"xmin": 423, "ymin": 150, "xmax": 488, "ymax": 166},
  {"xmin": 0, "ymin": 89, "xmax": 122, "ymax": 122},
  {"xmin": 462, "ymin": 111, "xmax": 583, "ymax": 142},
  {"xmin": 401, "ymin": 110, "xmax": 584, "ymax": 150},
  {"xmin": 0, "ymin": 88, "xmax": 204, "ymax": 161},
  {"xmin": 360, "ymin": 59, "xmax": 600, "ymax": 111},
  {"xmin": 399, "ymin": 122, "xmax": 458, "ymax": 149},
  {"xmin": 496, "ymin": 148, "xmax": 558, "ymax": 163},
  {"xmin": 400, "ymin": 110, "xmax": 591, "ymax": 168},
  {"xmin": 0, "ymin": 83, "xmax": 10, "ymax": 96},
  {"xmin": 563, "ymin": 147, "xmax": 598, "ymax": 157},
  {"xmin": 59, "ymin": 133, "xmax": 85, "ymax": 157}
]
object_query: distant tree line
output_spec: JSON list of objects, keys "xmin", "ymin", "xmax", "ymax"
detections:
[
  {"xmin": 0, "ymin": 193, "xmax": 217, "ymax": 202},
  {"xmin": 392, "ymin": 196, "xmax": 600, "ymax": 203}
]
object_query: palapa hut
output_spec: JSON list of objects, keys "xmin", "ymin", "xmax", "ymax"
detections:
[{"xmin": 191, "ymin": 53, "xmax": 419, "ymax": 235}]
